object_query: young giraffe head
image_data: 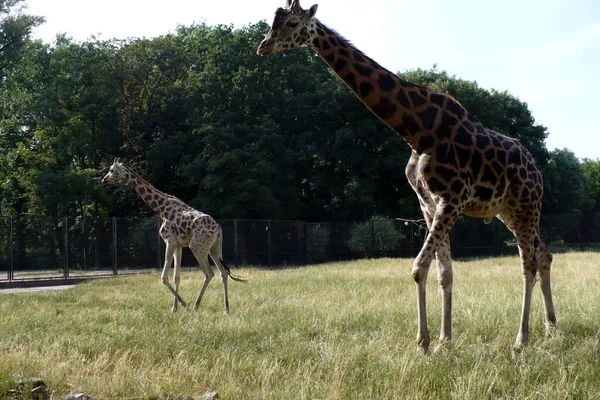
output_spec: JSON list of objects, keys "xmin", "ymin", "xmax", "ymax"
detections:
[
  {"xmin": 257, "ymin": 0, "xmax": 318, "ymax": 56},
  {"xmin": 101, "ymin": 158, "xmax": 126, "ymax": 183}
]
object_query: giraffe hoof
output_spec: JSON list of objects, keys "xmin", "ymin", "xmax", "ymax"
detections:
[
  {"xmin": 545, "ymin": 324, "xmax": 558, "ymax": 339},
  {"xmin": 171, "ymin": 307, "xmax": 178, "ymax": 313},
  {"xmin": 417, "ymin": 335, "xmax": 430, "ymax": 354},
  {"xmin": 512, "ymin": 341, "xmax": 527, "ymax": 353},
  {"xmin": 514, "ymin": 332, "xmax": 528, "ymax": 348},
  {"xmin": 417, "ymin": 340, "xmax": 430, "ymax": 355},
  {"xmin": 433, "ymin": 339, "xmax": 452, "ymax": 353}
]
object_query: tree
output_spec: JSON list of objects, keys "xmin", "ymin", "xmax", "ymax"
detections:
[
  {"xmin": 22, "ymin": 37, "xmax": 120, "ymax": 217},
  {"xmin": 581, "ymin": 158, "xmax": 600, "ymax": 211},
  {"xmin": 0, "ymin": 0, "xmax": 44, "ymax": 78},
  {"xmin": 543, "ymin": 149, "xmax": 593, "ymax": 214},
  {"xmin": 1, "ymin": 21, "xmax": 562, "ymax": 227},
  {"xmin": 347, "ymin": 216, "xmax": 401, "ymax": 255}
]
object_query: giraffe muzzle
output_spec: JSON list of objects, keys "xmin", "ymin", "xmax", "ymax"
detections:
[{"xmin": 256, "ymin": 39, "xmax": 274, "ymax": 56}]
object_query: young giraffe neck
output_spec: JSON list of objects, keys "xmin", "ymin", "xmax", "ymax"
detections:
[
  {"xmin": 121, "ymin": 166, "xmax": 171, "ymax": 216},
  {"xmin": 309, "ymin": 20, "xmax": 481, "ymax": 154}
]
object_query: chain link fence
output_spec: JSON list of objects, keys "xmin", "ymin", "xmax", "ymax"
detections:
[{"xmin": 1, "ymin": 213, "xmax": 599, "ymax": 283}]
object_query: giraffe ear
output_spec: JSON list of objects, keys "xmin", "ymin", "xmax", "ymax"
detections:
[
  {"xmin": 306, "ymin": 4, "xmax": 318, "ymax": 17},
  {"xmin": 286, "ymin": 0, "xmax": 293, "ymax": 8}
]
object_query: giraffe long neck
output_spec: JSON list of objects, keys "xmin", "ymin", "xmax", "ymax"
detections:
[
  {"xmin": 310, "ymin": 20, "xmax": 458, "ymax": 153},
  {"xmin": 121, "ymin": 166, "xmax": 170, "ymax": 216}
]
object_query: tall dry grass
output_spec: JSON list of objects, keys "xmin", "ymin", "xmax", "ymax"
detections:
[{"xmin": 1, "ymin": 252, "xmax": 599, "ymax": 399}]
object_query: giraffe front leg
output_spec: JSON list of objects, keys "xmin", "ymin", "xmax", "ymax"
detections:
[
  {"xmin": 162, "ymin": 243, "xmax": 188, "ymax": 310},
  {"xmin": 412, "ymin": 201, "xmax": 458, "ymax": 354},
  {"xmin": 435, "ymin": 235, "xmax": 453, "ymax": 348},
  {"xmin": 172, "ymin": 247, "xmax": 183, "ymax": 313},
  {"xmin": 412, "ymin": 239, "xmax": 433, "ymax": 354}
]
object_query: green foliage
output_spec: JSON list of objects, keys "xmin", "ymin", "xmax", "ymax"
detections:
[
  {"xmin": 543, "ymin": 148, "xmax": 593, "ymax": 214},
  {"xmin": 0, "ymin": 19, "xmax": 590, "ymax": 227},
  {"xmin": 581, "ymin": 158, "xmax": 600, "ymax": 211},
  {"xmin": 0, "ymin": 0, "xmax": 44, "ymax": 77},
  {"xmin": 306, "ymin": 224, "xmax": 330, "ymax": 263},
  {"xmin": 347, "ymin": 216, "xmax": 401, "ymax": 254}
]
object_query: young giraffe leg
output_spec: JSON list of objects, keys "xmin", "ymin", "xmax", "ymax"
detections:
[
  {"xmin": 210, "ymin": 246, "xmax": 230, "ymax": 313},
  {"xmin": 534, "ymin": 235, "xmax": 557, "ymax": 335},
  {"xmin": 412, "ymin": 201, "xmax": 458, "ymax": 353},
  {"xmin": 172, "ymin": 247, "xmax": 183, "ymax": 313},
  {"xmin": 189, "ymin": 235, "xmax": 216, "ymax": 311},
  {"xmin": 161, "ymin": 242, "xmax": 189, "ymax": 310}
]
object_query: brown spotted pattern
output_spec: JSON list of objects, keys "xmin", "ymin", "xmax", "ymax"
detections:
[
  {"xmin": 102, "ymin": 160, "xmax": 245, "ymax": 313},
  {"xmin": 257, "ymin": 0, "xmax": 556, "ymax": 352}
]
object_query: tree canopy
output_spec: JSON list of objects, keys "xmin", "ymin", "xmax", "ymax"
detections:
[
  {"xmin": 0, "ymin": 0, "xmax": 43, "ymax": 77},
  {"xmin": 0, "ymin": 20, "xmax": 591, "ymax": 224}
]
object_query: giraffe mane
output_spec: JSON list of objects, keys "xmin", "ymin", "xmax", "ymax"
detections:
[
  {"xmin": 315, "ymin": 18, "xmax": 445, "ymax": 96},
  {"xmin": 120, "ymin": 163, "xmax": 172, "ymax": 199}
]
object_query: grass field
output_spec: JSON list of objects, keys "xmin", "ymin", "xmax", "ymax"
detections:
[{"xmin": 1, "ymin": 252, "xmax": 599, "ymax": 399}]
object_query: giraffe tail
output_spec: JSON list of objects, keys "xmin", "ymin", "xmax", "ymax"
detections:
[
  {"xmin": 214, "ymin": 226, "xmax": 247, "ymax": 282},
  {"xmin": 220, "ymin": 259, "xmax": 247, "ymax": 283}
]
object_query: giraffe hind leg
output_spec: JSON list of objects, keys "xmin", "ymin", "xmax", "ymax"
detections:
[
  {"xmin": 190, "ymin": 235, "xmax": 215, "ymax": 311},
  {"xmin": 210, "ymin": 245, "xmax": 231, "ymax": 313},
  {"xmin": 534, "ymin": 235, "xmax": 557, "ymax": 335},
  {"xmin": 511, "ymin": 225, "xmax": 537, "ymax": 349}
]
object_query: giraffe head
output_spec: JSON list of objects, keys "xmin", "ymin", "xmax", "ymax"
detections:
[
  {"xmin": 102, "ymin": 158, "xmax": 126, "ymax": 183},
  {"xmin": 257, "ymin": 0, "xmax": 318, "ymax": 56}
]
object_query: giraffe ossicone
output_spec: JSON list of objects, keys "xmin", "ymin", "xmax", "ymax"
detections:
[
  {"xmin": 102, "ymin": 160, "xmax": 246, "ymax": 313},
  {"xmin": 258, "ymin": 0, "xmax": 556, "ymax": 352}
]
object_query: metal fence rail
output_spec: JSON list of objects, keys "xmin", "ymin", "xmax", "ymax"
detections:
[{"xmin": 1, "ymin": 213, "xmax": 599, "ymax": 283}]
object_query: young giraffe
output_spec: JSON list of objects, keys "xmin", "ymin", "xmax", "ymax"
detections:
[
  {"xmin": 257, "ymin": 0, "xmax": 556, "ymax": 353},
  {"xmin": 102, "ymin": 160, "xmax": 245, "ymax": 313}
]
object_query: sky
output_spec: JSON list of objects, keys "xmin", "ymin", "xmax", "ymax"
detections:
[{"xmin": 25, "ymin": 0, "xmax": 600, "ymax": 159}]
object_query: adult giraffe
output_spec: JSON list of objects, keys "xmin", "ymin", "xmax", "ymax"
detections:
[{"xmin": 257, "ymin": 0, "xmax": 556, "ymax": 353}]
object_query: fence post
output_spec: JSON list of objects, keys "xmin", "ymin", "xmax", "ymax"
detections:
[
  {"xmin": 156, "ymin": 215, "xmax": 162, "ymax": 270},
  {"xmin": 112, "ymin": 217, "xmax": 118, "ymax": 275},
  {"xmin": 234, "ymin": 219, "xmax": 239, "ymax": 267},
  {"xmin": 63, "ymin": 217, "xmax": 69, "ymax": 279},
  {"xmin": 81, "ymin": 214, "xmax": 87, "ymax": 271},
  {"xmin": 267, "ymin": 220, "xmax": 272, "ymax": 267},
  {"xmin": 8, "ymin": 216, "xmax": 13, "ymax": 282}
]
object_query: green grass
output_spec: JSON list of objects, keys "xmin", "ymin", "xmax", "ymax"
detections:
[{"xmin": 1, "ymin": 252, "xmax": 600, "ymax": 399}]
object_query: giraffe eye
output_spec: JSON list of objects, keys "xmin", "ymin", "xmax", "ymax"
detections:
[{"xmin": 287, "ymin": 21, "xmax": 299, "ymax": 28}]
